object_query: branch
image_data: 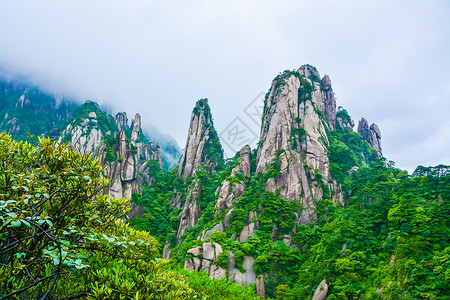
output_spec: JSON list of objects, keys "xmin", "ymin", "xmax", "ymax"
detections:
[
  {"xmin": 61, "ymin": 291, "xmax": 87, "ymax": 300},
  {"xmin": 0, "ymin": 273, "xmax": 58, "ymax": 299}
]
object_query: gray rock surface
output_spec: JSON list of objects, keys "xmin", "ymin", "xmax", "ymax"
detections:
[
  {"xmin": 177, "ymin": 99, "xmax": 223, "ymax": 181},
  {"xmin": 357, "ymin": 117, "xmax": 383, "ymax": 157},
  {"xmin": 162, "ymin": 243, "xmax": 171, "ymax": 260},
  {"xmin": 184, "ymin": 242, "xmax": 226, "ymax": 280},
  {"xmin": 239, "ymin": 223, "xmax": 256, "ymax": 242},
  {"xmin": 256, "ymin": 275, "xmax": 265, "ymax": 299},
  {"xmin": 256, "ymin": 69, "xmax": 343, "ymax": 223},
  {"xmin": 215, "ymin": 145, "xmax": 251, "ymax": 215},
  {"xmin": 312, "ymin": 279, "xmax": 328, "ymax": 300},
  {"xmin": 177, "ymin": 179, "xmax": 202, "ymax": 238},
  {"xmin": 59, "ymin": 110, "xmax": 163, "ymax": 201},
  {"xmin": 175, "ymin": 100, "xmax": 224, "ymax": 239},
  {"xmin": 201, "ymin": 222, "xmax": 224, "ymax": 240}
]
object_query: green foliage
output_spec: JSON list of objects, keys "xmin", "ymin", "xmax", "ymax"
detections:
[
  {"xmin": 205, "ymin": 127, "xmax": 224, "ymax": 169},
  {"xmin": 0, "ymin": 133, "xmax": 194, "ymax": 299},
  {"xmin": 336, "ymin": 109, "xmax": 352, "ymax": 129},
  {"xmin": 298, "ymin": 76, "xmax": 314, "ymax": 103},
  {"xmin": 413, "ymin": 164, "xmax": 450, "ymax": 177},
  {"xmin": 327, "ymin": 128, "xmax": 377, "ymax": 190},
  {"xmin": 0, "ymin": 83, "xmax": 77, "ymax": 143},
  {"xmin": 168, "ymin": 264, "xmax": 261, "ymax": 299},
  {"xmin": 291, "ymin": 163, "xmax": 450, "ymax": 299},
  {"xmin": 129, "ymin": 160, "xmax": 179, "ymax": 246},
  {"xmin": 67, "ymin": 100, "xmax": 118, "ymax": 137}
]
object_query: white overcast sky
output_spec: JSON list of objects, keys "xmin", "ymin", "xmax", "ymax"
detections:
[{"xmin": 0, "ymin": 0, "xmax": 449, "ymax": 173}]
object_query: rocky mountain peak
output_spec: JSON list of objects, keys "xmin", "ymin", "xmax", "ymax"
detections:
[
  {"xmin": 298, "ymin": 64, "xmax": 321, "ymax": 81},
  {"xmin": 115, "ymin": 112, "xmax": 128, "ymax": 130},
  {"xmin": 357, "ymin": 117, "xmax": 382, "ymax": 157},
  {"xmin": 320, "ymin": 74, "xmax": 337, "ymax": 130},
  {"xmin": 178, "ymin": 98, "xmax": 223, "ymax": 181},
  {"xmin": 256, "ymin": 68, "xmax": 342, "ymax": 223},
  {"xmin": 57, "ymin": 101, "xmax": 163, "ymax": 200},
  {"xmin": 131, "ymin": 113, "xmax": 141, "ymax": 142},
  {"xmin": 297, "ymin": 66, "xmax": 336, "ymax": 130},
  {"xmin": 321, "ymin": 75, "xmax": 332, "ymax": 91}
]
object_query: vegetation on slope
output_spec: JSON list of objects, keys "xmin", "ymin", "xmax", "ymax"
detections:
[
  {"xmin": 129, "ymin": 123, "xmax": 450, "ymax": 299},
  {"xmin": 0, "ymin": 81, "xmax": 76, "ymax": 143},
  {"xmin": 0, "ymin": 133, "xmax": 260, "ymax": 299}
]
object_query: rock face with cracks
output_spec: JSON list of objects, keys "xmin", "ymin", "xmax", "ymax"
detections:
[
  {"xmin": 177, "ymin": 65, "xmax": 386, "ymax": 290},
  {"xmin": 357, "ymin": 117, "xmax": 383, "ymax": 157},
  {"xmin": 175, "ymin": 99, "xmax": 224, "ymax": 239},
  {"xmin": 177, "ymin": 99, "xmax": 223, "ymax": 182},
  {"xmin": 256, "ymin": 65, "xmax": 343, "ymax": 223},
  {"xmin": 58, "ymin": 104, "xmax": 162, "ymax": 201}
]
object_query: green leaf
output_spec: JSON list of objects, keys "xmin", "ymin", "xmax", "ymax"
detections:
[
  {"xmin": 14, "ymin": 252, "xmax": 26, "ymax": 259},
  {"xmin": 11, "ymin": 220, "xmax": 21, "ymax": 227},
  {"xmin": 2, "ymin": 219, "xmax": 12, "ymax": 227},
  {"xmin": 21, "ymin": 220, "xmax": 31, "ymax": 227}
]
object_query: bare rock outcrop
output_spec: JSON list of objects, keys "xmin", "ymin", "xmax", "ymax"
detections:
[
  {"xmin": 58, "ymin": 103, "xmax": 163, "ymax": 200},
  {"xmin": 256, "ymin": 275, "xmax": 266, "ymax": 299},
  {"xmin": 228, "ymin": 255, "xmax": 256, "ymax": 286},
  {"xmin": 312, "ymin": 279, "xmax": 328, "ymax": 300},
  {"xmin": 298, "ymin": 66, "xmax": 336, "ymax": 130},
  {"xmin": 178, "ymin": 99, "xmax": 223, "ymax": 181},
  {"xmin": 115, "ymin": 112, "xmax": 128, "ymax": 130},
  {"xmin": 184, "ymin": 242, "xmax": 226, "ymax": 280},
  {"xmin": 357, "ymin": 117, "xmax": 382, "ymax": 157},
  {"xmin": 177, "ymin": 180, "xmax": 202, "ymax": 238},
  {"xmin": 176, "ymin": 99, "xmax": 224, "ymax": 239},
  {"xmin": 320, "ymin": 74, "xmax": 337, "ymax": 130},
  {"xmin": 215, "ymin": 145, "xmax": 251, "ymax": 214},
  {"xmin": 256, "ymin": 68, "xmax": 342, "ymax": 224}
]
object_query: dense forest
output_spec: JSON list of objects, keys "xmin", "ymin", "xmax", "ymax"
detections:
[
  {"xmin": 1, "ymin": 66, "xmax": 449, "ymax": 299},
  {"xmin": 129, "ymin": 124, "xmax": 450, "ymax": 299}
]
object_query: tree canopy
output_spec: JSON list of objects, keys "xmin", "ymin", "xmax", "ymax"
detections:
[{"xmin": 0, "ymin": 133, "xmax": 194, "ymax": 299}]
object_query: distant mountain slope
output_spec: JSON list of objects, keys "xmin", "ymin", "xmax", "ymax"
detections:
[
  {"xmin": 0, "ymin": 79, "xmax": 76, "ymax": 142},
  {"xmin": 0, "ymin": 77, "xmax": 181, "ymax": 169}
]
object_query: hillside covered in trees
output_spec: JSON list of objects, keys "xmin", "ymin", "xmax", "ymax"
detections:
[{"xmin": 1, "ymin": 65, "xmax": 449, "ymax": 299}]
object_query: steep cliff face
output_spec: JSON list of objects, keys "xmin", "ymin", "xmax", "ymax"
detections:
[
  {"xmin": 59, "ymin": 101, "xmax": 163, "ymax": 200},
  {"xmin": 178, "ymin": 99, "xmax": 223, "ymax": 181},
  {"xmin": 357, "ymin": 117, "xmax": 382, "ymax": 157},
  {"xmin": 176, "ymin": 99, "xmax": 224, "ymax": 238},
  {"xmin": 256, "ymin": 66, "xmax": 342, "ymax": 223},
  {"xmin": 177, "ymin": 66, "xmax": 348, "ymax": 287},
  {"xmin": 215, "ymin": 146, "xmax": 251, "ymax": 214}
]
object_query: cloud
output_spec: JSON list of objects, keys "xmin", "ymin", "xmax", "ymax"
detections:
[{"xmin": 0, "ymin": 0, "xmax": 449, "ymax": 171}]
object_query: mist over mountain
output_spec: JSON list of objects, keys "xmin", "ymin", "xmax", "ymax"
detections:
[{"xmin": 0, "ymin": 73, "xmax": 181, "ymax": 169}]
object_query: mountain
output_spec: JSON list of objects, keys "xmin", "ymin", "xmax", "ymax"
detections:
[
  {"xmin": 1, "ymin": 67, "xmax": 449, "ymax": 299},
  {"xmin": 0, "ymin": 78, "xmax": 76, "ymax": 141},
  {"xmin": 129, "ymin": 65, "xmax": 449, "ymax": 299},
  {"xmin": 56, "ymin": 101, "xmax": 163, "ymax": 201},
  {"xmin": 0, "ymin": 77, "xmax": 181, "ymax": 169}
]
